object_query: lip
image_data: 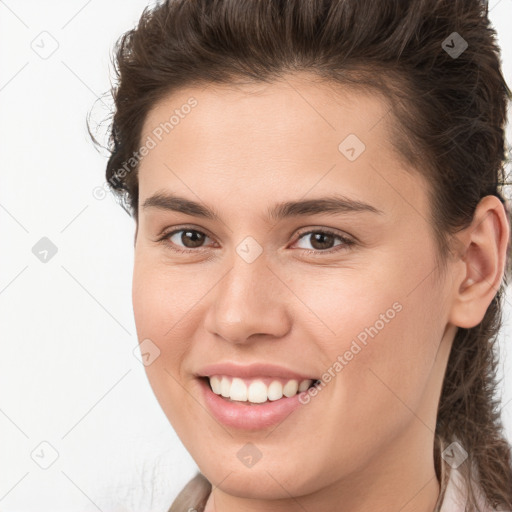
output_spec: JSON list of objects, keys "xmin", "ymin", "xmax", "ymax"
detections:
[
  {"xmin": 197, "ymin": 376, "xmax": 310, "ymax": 430},
  {"xmin": 196, "ymin": 362, "xmax": 317, "ymax": 381}
]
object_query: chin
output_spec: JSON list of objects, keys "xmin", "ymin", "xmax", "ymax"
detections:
[
  {"xmin": 205, "ymin": 467, "xmax": 309, "ymax": 500},
  {"xmin": 196, "ymin": 451, "xmax": 323, "ymax": 499}
]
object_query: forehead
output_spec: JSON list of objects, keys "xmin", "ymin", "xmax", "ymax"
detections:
[
  {"xmin": 137, "ymin": 74, "xmax": 431, "ymax": 222},
  {"xmin": 141, "ymin": 75, "xmax": 392, "ymax": 155}
]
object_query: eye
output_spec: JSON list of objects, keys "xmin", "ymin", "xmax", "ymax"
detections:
[
  {"xmin": 158, "ymin": 226, "xmax": 355, "ymax": 255},
  {"xmin": 292, "ymin": 229, "xmax": 355, "ymax": 254},
  {"xmin": 159, "ymin": 227, "xmax": 214, "ymax": 253}
]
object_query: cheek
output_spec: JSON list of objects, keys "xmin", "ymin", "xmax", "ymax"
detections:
[
  {"xmin": 132, "ymin": 253, "xmax": 206, "ymax": 342},
  {"xmin": 131, "ymin": 257, "xmax": 192, "ymax": 391},
  {"xmin": 295, "ymin": 253, "xmax": 444, "ymax": 429},
  {"xmin": 324, "ymin": 281, "xmax": 444, "ymax": 443},
  {"xmin": 132, "ymin": 261, "xmax": 196, "ymax": 440}
]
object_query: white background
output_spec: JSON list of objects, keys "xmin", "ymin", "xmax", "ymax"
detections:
[{"xmin": 0, "ymin": 1, "xmax": 511, "ymax": 511}]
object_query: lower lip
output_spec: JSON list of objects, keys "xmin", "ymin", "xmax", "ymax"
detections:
[{"xmin": 198, "ymin": 378, "xmax": 309, "ymax": 430}]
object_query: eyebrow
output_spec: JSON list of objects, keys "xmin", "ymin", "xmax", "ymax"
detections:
[{"xmin": 142, "ymin": 191, "xmax": 384, "ymax": 221}]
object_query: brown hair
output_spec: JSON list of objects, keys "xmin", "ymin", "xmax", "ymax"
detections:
[{"xmin": 95, "ymin": 0, "xmax": 512, "ymax": 510}]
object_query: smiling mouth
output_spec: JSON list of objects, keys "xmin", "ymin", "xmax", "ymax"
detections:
[{"xmin": 201, "ymin": 376, "xmax": 320, "ymax": 404}]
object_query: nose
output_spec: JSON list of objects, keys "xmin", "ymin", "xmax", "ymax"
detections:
[{"xmin": 203, "ymin": 249, "xmax": 292, "ymax": 344}]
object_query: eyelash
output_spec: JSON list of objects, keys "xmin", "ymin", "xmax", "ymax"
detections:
[{"xmin": 157, "ymin": 226, "xmax": 356, "ymax": 256}]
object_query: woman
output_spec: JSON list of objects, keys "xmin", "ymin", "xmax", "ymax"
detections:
[{"xmin": 97, "ymin": 0, "xmax": 512, "ymax": 510}]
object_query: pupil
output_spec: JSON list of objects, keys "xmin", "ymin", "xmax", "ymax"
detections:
[
  {"xmin": 183, "ymin": 230, "xmax": 204, "ymax": 248},
  {"xmin": 312, "ymin": 232, "xmax": 333, "ymax": 250}
]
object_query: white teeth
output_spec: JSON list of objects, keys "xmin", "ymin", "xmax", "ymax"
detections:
[
  {"xmin": 247, "ymin": 380, "xmax": 268, "ymax": 403},
  {"xmin": 230, "ymin": 378, "xmax": 247, "ymax": 401},
  {"xmin": 220, "ymin": 377, "xmax": 231, "ymax": 397},
  {"xmin": 298, "ymin": 379, "xmax": 311, "ymax": 392},
  {"xmin": 283, "ymin": 379, "xmax": 299, "ymax": 397},
  {"xmin": 210, "ymin": 376, "xmax": 222, "ymax": 394},
  {"xmin": 267, "ymin": 380, "xmax": 283, "ymax": 401},
  {"xmin": 208, "ymin": 376, "xmax": 313, "ymax": 404}
]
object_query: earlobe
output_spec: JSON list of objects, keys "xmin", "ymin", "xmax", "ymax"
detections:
[{"xmin": 448, "ymin": 195, "xmax": 510, "ymax": 329}]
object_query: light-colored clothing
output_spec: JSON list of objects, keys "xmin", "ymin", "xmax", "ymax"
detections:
[
  {"xmin": 171, "ymin": 468, "xmax": 499, "ymax": 512},
  {"xmin": 436, "ymin": 466, "xmax": 496, "ymax": 512}
]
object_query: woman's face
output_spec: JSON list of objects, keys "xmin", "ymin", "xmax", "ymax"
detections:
[{"xmin": 132, "ymin": 75, "xmax": 457, "ymax": 505}]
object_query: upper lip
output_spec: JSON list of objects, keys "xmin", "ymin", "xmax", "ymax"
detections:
[{"xmin": 196, "ymin": 362, "xmax": 317, "ymax": 381}]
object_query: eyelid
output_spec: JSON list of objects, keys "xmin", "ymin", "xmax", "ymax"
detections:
[
  {"xmin": 158, "ymin": 225, "xmax": 217, "ymax": 250},
  {"xmin": 158, "ymin": 224, "xmax": 356, "ymax": 254},
  {"xmin": 290, "ymin": 227, "xmax": 356, "ymax": 254},
  {"xmin": 293, "ymin": 226, "xmax": 355, "ymax": 243},
  {"xmin": 159, "ymin": 224, "xmax": 215, "ymax": 241}
]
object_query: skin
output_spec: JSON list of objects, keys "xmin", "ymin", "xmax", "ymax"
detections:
[{"xmin": 131, "ymin": 73, "xmax": 509, "ymax": 512}]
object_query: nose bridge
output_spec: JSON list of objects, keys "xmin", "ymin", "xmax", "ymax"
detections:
[{"xmin": 204, "ymin": 245, "xmax": 291, "ymax": 343}]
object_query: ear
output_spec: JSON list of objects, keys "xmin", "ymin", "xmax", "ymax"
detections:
[{"xmin": 448, "ymin": 195, "xmax": 510, "ymax": 329}]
